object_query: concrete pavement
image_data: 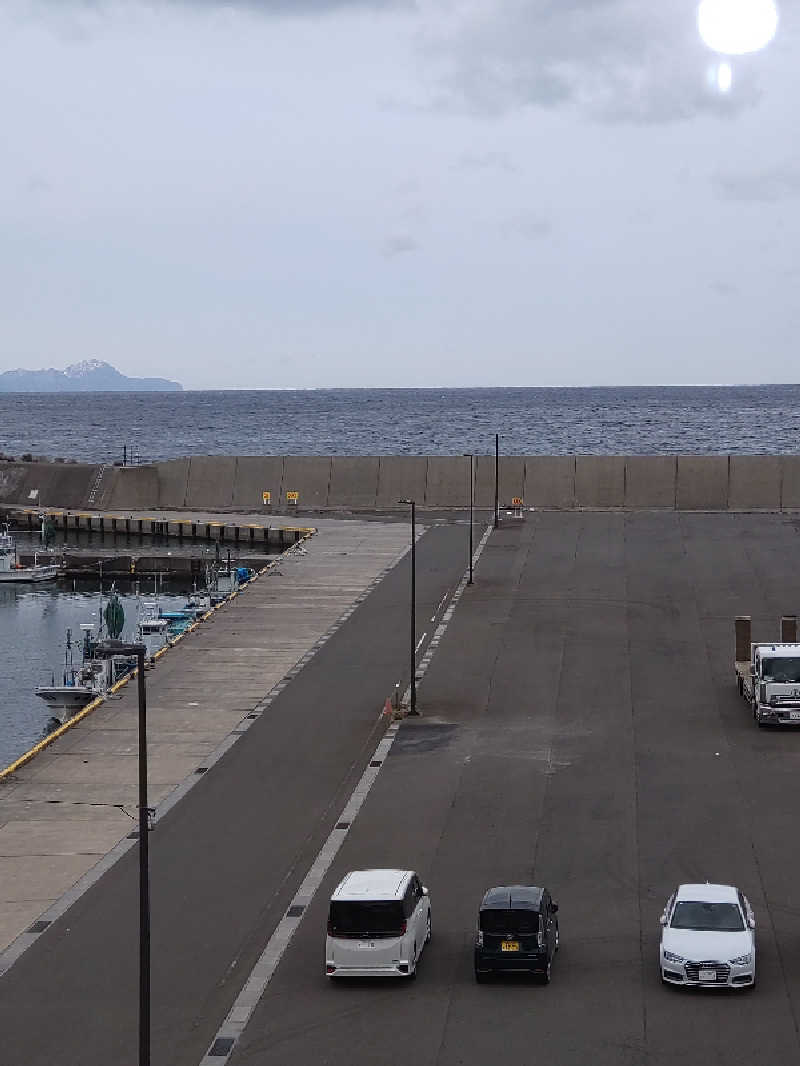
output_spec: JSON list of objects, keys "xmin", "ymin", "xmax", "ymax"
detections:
[
  {"xmin": 229, "ymin": 511, "xmax": 800, "ymax": 1066},
  {"xmin": 0, "ymin": 520, "xmax": 469, "ymax": 1066},
  {"xmin": 0, "ymin": 518, "xmax": 418, "ymax": 956}
]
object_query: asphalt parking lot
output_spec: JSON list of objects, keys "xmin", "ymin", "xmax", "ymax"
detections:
[{"xmin": 230, "ymin": 511, "xmax": 800, "ymax": 1066}]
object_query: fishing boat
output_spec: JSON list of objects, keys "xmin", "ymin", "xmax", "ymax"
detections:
[
  {"xmin": 35, "ymin": 626, "xmax": 115, "ymax": 722},
  {"xmin": 0, "ymin": 523, "xmax": 59, "ymax": 583},
  {"xmin": 136, "ymin": 597, "xmax": 170, "ymax": 657}
]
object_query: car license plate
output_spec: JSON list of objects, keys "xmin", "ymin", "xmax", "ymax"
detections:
[
  {"xmin": 357, "ymin": 942, "xmax": 375, "ymax": 950},
  {"xmin": 698, "ymin": 968, "xmax": 716, "ymax": 982},
  {"xmin": 789, "ymin": 711, "xmax": 800, "ymax": 721},
  {"xmin": 501, "ymin": 941, "xmax": 519, "ymax": 952}
]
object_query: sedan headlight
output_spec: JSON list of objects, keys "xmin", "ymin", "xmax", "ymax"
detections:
[
  {"xmin": 663, "ymin": 950, "xmax": 686, "ymax": 964},
  {"xmin": 730, "ymin": 953, "xmax": 752, "ymax": 965}
]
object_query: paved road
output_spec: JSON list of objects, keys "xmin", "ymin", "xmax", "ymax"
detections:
[
  {"xmin": 0, "ymin": 522, "xmax": 469, "ymax": 1066},
  {"xmin": 228, "ymin": 511, "xmax": 800, "ymax": 1066}
]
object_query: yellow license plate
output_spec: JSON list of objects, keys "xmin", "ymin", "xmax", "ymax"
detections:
[{"xmin": 501, "ymin": 941, "xmax": 519, "ymax": 952}]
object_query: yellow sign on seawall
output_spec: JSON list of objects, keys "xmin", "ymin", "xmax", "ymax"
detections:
[
  {"xmin": 286, "ymin": 491, "xmax": 299, "ymax": 503},
  {"xmin": 512, "ymin": 497, "xmax": 523, "ymax": 507},
  {"xmin": 262, "ymin": 491, "xmax": 271, "ymax": 505}
]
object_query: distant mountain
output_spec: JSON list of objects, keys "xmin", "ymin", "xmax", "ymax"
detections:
[{"xmin": 0, "ymin": 360, "xmax": 183, "ymax": 392}]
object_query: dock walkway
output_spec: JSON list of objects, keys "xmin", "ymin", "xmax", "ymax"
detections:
[{"xmin": 0, "ymin": 516, "xmax": 414, "ymax": 957}]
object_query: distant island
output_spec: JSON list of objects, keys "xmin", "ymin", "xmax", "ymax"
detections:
[{"xmin": 0, "ymin": 360, "xmax": 183, "ymax": 392}]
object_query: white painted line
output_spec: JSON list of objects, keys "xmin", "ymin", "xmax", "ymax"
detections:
[
  {"xmin": 431, "ymin": 589, "xmax": 449, "ymax": 622},
  {"xmin": 199, "ymin": 524, "xmax": 494, "ymax": 1065},
  {"xmin": 415, "ymin": 631, "xmax": 427, "ymax": 654}
]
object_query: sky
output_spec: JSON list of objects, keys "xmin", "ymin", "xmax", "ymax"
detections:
[{"xmin": 0, "ymin": 0, "xmax": 798, "ymax": 389}]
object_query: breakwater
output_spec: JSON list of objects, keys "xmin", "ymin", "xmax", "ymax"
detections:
[{"xmin": 2, "ymin": 454, "xmax": 800, "ymax": 513}]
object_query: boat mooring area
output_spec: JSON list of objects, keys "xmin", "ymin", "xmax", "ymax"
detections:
[{"xmin": 0, "ymin": 515, "xmax": 413, "ymax": 956}]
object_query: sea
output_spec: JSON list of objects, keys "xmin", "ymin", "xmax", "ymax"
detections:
[
  {"xmin": 1, "ymin": 385, "xmax": 800, "ymax": 463},
  {"xmin": 2, "ymin": 384, "xmax": 799, "ymax": 767}
]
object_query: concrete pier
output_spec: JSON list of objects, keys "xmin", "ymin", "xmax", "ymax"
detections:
[{"xmin": 4, "ymin": 507, "xmax": 800, "ymax": 1066}]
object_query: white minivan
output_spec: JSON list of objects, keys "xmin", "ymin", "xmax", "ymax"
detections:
[{"xmin": 325, "ymin": 869, "xmax": 431, "ymax": 979}]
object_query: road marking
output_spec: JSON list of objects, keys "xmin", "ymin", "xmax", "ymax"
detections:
[
  {"xmin": 199, "ymin": 523, "xmax": 493, "ymax": 1065},
  {"xmin": 431, "ymin": 589, "xmax": 449, "ymax": 622},
  {"xmin": 415, "ymin": 631, "xmax": 427, "ymax": 654}
]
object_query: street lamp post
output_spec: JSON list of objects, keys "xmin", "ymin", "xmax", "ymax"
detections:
[
  {"xmin": 398, "ymin": 499, "xmax": 418, "ymax": 715},
  {"xmin": 467, "ymin": 451, "xmax": 473, "ymax": 584},
  {"xmin": 494, "ymin": 433, "xmax": 500, "ymax": 529},
  {"xmin": 98, "ymin": 639, "xmax": 150, "ymax": 1066}
]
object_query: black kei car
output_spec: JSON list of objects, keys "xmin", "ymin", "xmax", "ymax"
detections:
[{"xmin": 474, "ymin": 885, "xmax": 559, "ymax": 982}]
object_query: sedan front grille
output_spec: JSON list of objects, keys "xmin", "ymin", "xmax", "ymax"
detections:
[{"xmin": 685, "ymin": 961, "xmax": 730, "ymax": 984}]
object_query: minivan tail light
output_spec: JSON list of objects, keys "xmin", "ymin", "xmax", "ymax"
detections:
[{"xmin": 401, "ymin": 920, "xmax": 407, "ymax": 935}]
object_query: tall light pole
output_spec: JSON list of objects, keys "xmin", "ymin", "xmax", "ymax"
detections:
[
  {"xmin": 98, "ymin": 639, "xmax": 150, "ymax": 1066},
  {"xmin": 398, "ymin": 499, "xmax": 418, "ymax": 715},
  {"xmin": 494, "ymin": 433, "xmax": 500, "ymax": 529},
  {"xmin": 467, "ymin": 449, "xmax": 473, "ymax": 584}
]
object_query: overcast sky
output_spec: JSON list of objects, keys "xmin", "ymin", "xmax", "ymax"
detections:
[{"xmin": 1, "ymin": 0, "xmax": 798, "ymax": 388}]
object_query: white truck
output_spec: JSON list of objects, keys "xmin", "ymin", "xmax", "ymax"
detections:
[{"xmin": 735, "ymin": 615, "xmax": 800, "ymax": 726}]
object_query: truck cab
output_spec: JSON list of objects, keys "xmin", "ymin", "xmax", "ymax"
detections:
[{"xmin": 742, "ymin": 644, "xmax": 800, "ymax": 726}]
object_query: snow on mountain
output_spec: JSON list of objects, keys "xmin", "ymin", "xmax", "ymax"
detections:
[{"xmin": 0, "ymin": 361, "xmax": 182, "ymax": 392}]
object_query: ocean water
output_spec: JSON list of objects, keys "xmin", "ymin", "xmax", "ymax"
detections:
[
  {"xmin": 1, "ymin": 385, "xmax": 799, "ymax": 464},
  {"xmin": 0, "ymin": 530, "xmax": 269, "ymax": 768}
]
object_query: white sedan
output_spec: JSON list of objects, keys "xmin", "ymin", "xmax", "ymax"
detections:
[{"xmin": 659, "ymin": 883, "xmax": 755, "ymax": 989}]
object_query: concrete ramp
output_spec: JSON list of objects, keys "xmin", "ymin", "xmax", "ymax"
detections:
[
  {"xmin": 185, "ymin": 457, "xmax": 236, "ymax": 510},
  {"xmin": 328, "ymin": 457, "xmax": 379, "ymax": 509},
  {"xmin": 376, "ymin": 457, "xmax": 428, "ymax": 508},
  {"xmin": 106, "ymin": 466, "xmax": 160, "ymax": 510},
  {"xmin": 575, "ymin": 456, "xmax": 625, "ymax": 508},
  {"xmin": 524, "ymin": 457, "xmax": 575, "ymax": 509},
  {"xmin": 729, "ymin": 455, "xmax": 781, "ymax": 510},
  {"xmin": 426, "ymin": 457, "xmax": 470, "ymax": 508},
  {"xmin": 155, "ymin": 460, "xmax": 189, "ymax": 509},
  {"xmin": 0, "ymin": 461, "xmax": 99, "ymax": 509},
  {"xmin": 232, "ymin": 457, "xmax": 285, "ymax": 511},
  {"xmin": 676, "ymin": 456, "xmax": 729, "ymax": 510},
  {"xmin": 624, "ymin": 456, "xmax": 676, "ymax": 509},
  {"xmin": 282, "ymin": 456, "xmax": 331, "ymax": 509}
]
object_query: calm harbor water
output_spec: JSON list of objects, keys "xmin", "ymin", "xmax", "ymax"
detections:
[
  {"xmin": 0, "ymin": 530, "xmax": 268, "ymax": 768},
  {"xmin": 1, "ymin": 385, "xmax": 800, "ymax": 464}
]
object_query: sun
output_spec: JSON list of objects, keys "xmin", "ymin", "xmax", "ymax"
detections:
[{"xmin": 697, "ymin": 0, "xmax": 779, "ymax": 54}]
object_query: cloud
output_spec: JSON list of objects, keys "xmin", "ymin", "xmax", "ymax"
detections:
[
  {"xmin": 453, "ymin": 150, "xmax": 519, "ymax": 174},
  {"xmin": 382, "ymin": 234, "xmax": 419, "ymax": 256},
  {"xmin": 710, "ymin": 280, "xmax": 739, "ymax": 296},
  {"xmin": 423, "ymin": 0, "xmax": 765, "ymax": 125},
  {"xmin": 501, "ymin": 214, "xmax": 552, "ymax": 240},
  {"xmin": 714, "ymin": 162, "xmax": 800, "ymax": 203}
]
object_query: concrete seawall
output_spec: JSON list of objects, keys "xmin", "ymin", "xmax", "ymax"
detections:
[{"xmin": 2, "ymin": 455, "xmax": 800, "ymax": 512}]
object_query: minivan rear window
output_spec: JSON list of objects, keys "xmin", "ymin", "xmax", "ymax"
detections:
[
  {"xmin": 480, "ymin": 909, "xmax": 540, "ymax": 936},
  {"xmin": 329, "ymin": 901, "xmax": 405, "ymax": 937}
]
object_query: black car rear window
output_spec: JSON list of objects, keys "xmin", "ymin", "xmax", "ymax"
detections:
[
  {"xmin": 329, "ymin": 901, "xmax": 405, "ymax": 936},
  {"xmin": 480, "ymin": 909, "xmax": 540, "ymax": 935}
]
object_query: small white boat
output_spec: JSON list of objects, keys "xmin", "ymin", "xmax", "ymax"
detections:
[
  {"xmin": 0, "ymin": 524, "xmax": 59, "ymax": 583},
  {"xmin": 137, "ymin": 598, "xmax": 170, "ymax": 657},
  {"xmin": 35, "ymin": 626, "xmax": 114, "ymax": 722}
]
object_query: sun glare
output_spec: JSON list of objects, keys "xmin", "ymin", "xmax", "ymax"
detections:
[
  {"xmin": 717, "ymin": 60, "xmax": 733, "ymax": 90},
  {"xmin": 697, "ymin": 0, "xmax": 779, "ymax": 55}
]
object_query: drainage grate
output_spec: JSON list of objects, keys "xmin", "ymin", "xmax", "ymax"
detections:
[
  {"xmin": 286, "ymin": 904, "xmax": 305, "ymax": 918},
  {"xmin": 208, "ymin": 1037, "xmax": 235, "ymax": 1057},
  {"xmin": 195, "ymin": 767, "xmax": 208, "ymax": 774},
  {"xmin": 246, "ymin": 713, "xmax": 258, "ymax": 719},
  {"xmin": 29, "ymin": 920, "xmax": 51, "ymax": 934},
  {"xmin": 370, "ymin": 760, "xmax": 382, "ymax": 767},
  {"xmin": 335, "ymin": 821, "xmax": 350, "ymax": 830}
]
